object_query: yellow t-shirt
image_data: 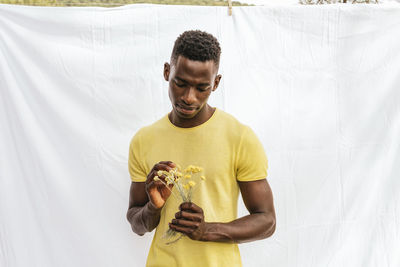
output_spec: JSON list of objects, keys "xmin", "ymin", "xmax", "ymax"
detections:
[{"xmin": 128, "ymin": 108, "xmax": 268, "ymax": 267}]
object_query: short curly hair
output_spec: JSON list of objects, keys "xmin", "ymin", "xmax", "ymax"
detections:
[{"xmin": 170, "ymin": 30, "xmax": 221, "ymax": 68}]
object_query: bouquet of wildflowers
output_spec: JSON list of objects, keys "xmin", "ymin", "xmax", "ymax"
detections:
[{"xmin": 154, "ymin": 164, "xmax": 205, "ymax": 244}]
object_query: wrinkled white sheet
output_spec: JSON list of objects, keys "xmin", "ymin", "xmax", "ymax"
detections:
[{"xmin": 1, "ymin": 3, "xmax": 400, "ymax": 267}]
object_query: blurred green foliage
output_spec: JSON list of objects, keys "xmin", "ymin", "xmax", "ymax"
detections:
[
  {"xmin": 300, "ymin": 0, "xmax": 378, "ymax": 3},
  {"xmin": 0, "ymin": 0, "xmax": 250, "ymax": 7}
]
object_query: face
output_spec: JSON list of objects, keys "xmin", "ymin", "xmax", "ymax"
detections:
[{"xmin": 163, "ymin": 56, "xmax": 221, "ymax": 121}]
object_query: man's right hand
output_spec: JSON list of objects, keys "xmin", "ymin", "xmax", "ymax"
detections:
[{"xmin": 145, "ymin": 161, "xmax": 176, "ymax": 209}]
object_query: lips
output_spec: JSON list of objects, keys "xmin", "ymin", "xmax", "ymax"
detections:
[
  {"xmin": 179, "ymin": 104, "xmax": 195, "ymax": 110},
  {"xmin": 177, "ymin": 104, "xmax": 196, "ymax": 114}
]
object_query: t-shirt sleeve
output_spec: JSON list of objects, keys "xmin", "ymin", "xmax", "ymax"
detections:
[
  {"xmin": 128, "ymin": 131, "xmax": 148, "ymax": 182},
  {"xmin": 236, "ymin": 126, "xmax": 268, "ymax": 182}
]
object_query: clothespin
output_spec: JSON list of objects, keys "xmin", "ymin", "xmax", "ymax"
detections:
[{"xmin": 228, "ymin": 0, "xmax": 232, "ymax": 16}]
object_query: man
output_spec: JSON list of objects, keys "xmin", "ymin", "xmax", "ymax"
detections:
[{"xmin": 126, "ymin": 30, "xmax": 276, "ymax": 267}]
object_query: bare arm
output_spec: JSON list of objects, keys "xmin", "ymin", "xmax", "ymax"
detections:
[
  {"xmin": 126, "ymin": 182, "xmax": 162, "ymax": 236},
  {"xmin": 126, "ymin": 161, "xmax": 176, "ymax": 236},
  {"xmin": 169, "ymin": 179, "xmax": 276, "ymax": 243}
]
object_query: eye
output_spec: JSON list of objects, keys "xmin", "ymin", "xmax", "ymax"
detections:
[
  {"xmin": 174, "ymin": 80, "xmax": 186, "ymax": 88},
  {"xmin": 197, "ymin": 87, "xmax": 209, "ymax": 92}
]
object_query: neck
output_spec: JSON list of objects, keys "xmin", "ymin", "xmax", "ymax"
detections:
[{"xmin": 169, "ymin": 105, "xmax": 216, "ymax": 128}]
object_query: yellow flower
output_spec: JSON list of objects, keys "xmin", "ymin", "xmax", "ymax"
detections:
[
  {"xmin": 188, "ymin": 181, "xmax": 196, "ymax": 188},
  {"xmin": 154, "ymin": 176, "xmax": 160, "ymax": 181},
  {"xmin": 184, "ymin": 174, "xmax": 191, "ymax": 179},
  {"xmin": 183, "ymin": 184, "xmax": 190, "ymax": 190},
  {"xmin": 165, "ymin": 175, "xmax": 175, "ymax": 185},
  {"xmin": 192, "ymin": 166, "xmax": 201, "ymax": 173},
  {"xmin": 184, "ymin": 165, "xmax": 203, "ymax": 173},
  {"xmin": 200, "ymin": 175, "xmax": 206, "ymax": 180}
]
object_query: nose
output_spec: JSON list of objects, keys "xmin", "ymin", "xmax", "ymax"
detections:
[{"xmin": 181, "ymin": 87, "xmax": 196, "ymax": 105}]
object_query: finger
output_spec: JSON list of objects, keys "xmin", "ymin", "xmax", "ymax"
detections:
[
  {"xmin": 179, "ymin": 202, "xmax": 203, "ymax": 214},
  {"xmin": 157, "ymin": 161, "xmax": 176, "ymax": 169},
  {"xmin": 169, "ymin": 223, "xmax": 194, "ymax": 235},
  {"xmin": 146, "ymin": 169, "xmax": 163, "ymax": 184},
  {"xmin": 146, "ymin": 180, "xmax": 165, "ymax": 189},
  {"xmin": 167, "ymin": 161, "xmax": 177, "ymax": 168},
  {"xmin": 145, "ymin": 170, "xmax": 156, "ymax": 184},
  {"xmin": 146, "ymin": 164, "xmax": 173, "ymax": 183},
  {"xmin": 155, "ymin": 163, "xmax": 175, "ymax": 174},
  {"xmin": 171, "ymin": 219, "xmax": 200, "ymax": 229},
  {"xmin": 175, "ymin": 211, "xmax": 202, "ymax": 222}
]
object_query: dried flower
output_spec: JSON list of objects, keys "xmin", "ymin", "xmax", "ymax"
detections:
[{"xmin": 152, "ymin": 164, "xmax": 205, "ymax": 244}]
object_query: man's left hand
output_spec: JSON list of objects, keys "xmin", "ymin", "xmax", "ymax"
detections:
[{"xmin": 169, "ymin": 202, "xmax": 208, "ymax": 241}]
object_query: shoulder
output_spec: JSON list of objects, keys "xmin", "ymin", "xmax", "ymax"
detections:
[
  {"xmin": 215, "ymin": 110, "xmax": 264, "ymax": 153},
  {"xmin": 130, "ymin": 115, "xmax": 168, "ymax": 145},
  {"xmin": 215, "ymin": 108, "xmax": 251, "ymax": 137},
  {"xmin": 216, "ymin": 109, "xmax": 247, "ymax": 129}
]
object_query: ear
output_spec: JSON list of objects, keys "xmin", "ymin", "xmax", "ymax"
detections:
[
  {"xmin": 212, "ymin": 74, "xmax": 222, "ymax": 92},
  {"xmin": 163, "ymin": 62, "xmax": 170, "ymax": 81}
]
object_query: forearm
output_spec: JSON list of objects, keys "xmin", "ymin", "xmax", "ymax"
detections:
[
  {"xmin": 126, "ymin": 201, "xmax": 162, "ymax": 236},
  {"xmin": 201, "ymin": 212, "xmax": 276, "ymax": 243}
]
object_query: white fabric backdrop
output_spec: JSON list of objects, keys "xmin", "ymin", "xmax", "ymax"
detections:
[{"xmin": 1, "ymin": 3, "xmax": 400, "ymax": 267}]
